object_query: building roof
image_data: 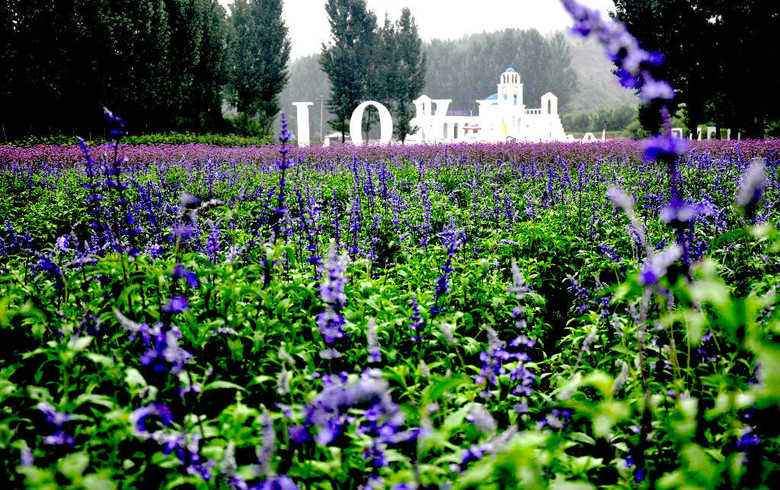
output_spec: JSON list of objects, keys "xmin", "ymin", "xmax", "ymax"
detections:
[
  {"xmin": 486, "ymin": 93, "xmax": 498, "ymax": 100},
  {"xmin": 505, "ymin": 68, "xmax": 516, "ymax": 72}
]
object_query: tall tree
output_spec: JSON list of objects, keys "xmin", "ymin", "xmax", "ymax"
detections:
[
  {"xmin": 614, "ymin": 0, "xmax": 780, "ymax": 137},
  {"xmin": 189, "ymin": 0, "xmax": 230, "ymax": 130},
  {"xmin": 390, "ymin": 8, "xmax": 426, "ymax": 143},
  {"xmin": 0, "ymin": 1, "xmax": 17, "ymax": 141},
  {"xmin": 227, "ymin": 0, "xmax": 291, "ymax": 136},
  {"xmin": 320, "ymin": 0, "xmax": 377, "ymax": 142}
]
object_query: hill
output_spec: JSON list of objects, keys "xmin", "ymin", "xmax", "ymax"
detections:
[{"xmin": 564, "ymin": 34, "xmax": 638, "ymax": 113}]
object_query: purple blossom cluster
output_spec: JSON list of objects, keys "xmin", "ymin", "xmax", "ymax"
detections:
[
  {"xmin": 288, "ymin": 370, "xmax": 418, "ymax": 484},
  {"xmin": 317, "ymin": 244, "xmax": 350, "ymax": 359},
  {"xmin": 131, "ymin": 403, "xmax": 216, "ymax": 481}
]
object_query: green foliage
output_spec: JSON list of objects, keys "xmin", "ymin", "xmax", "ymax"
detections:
[
  {"xmin": 614, "ymin": 0, "xmax": 780, "ymax": 137},
  {"xmin": 562, "ymin": 105, "xmax": 638, "ymax": 133},
  {"xmin": 226, "ymin": 0, "xmax": 291, "ymax": 137},
  {"xmin": 320, "ymin": 0, "xmax": 379, "ymax": 140},
  {"xmin": 0, "ymin": 0, "xmax": 230, "ymax": 138},
  {"xmin": 425, "ymin": 29, "xmax": 579, "ymax": 113}
]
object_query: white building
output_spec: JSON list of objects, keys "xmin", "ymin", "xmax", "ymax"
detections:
[{"xmin": 407, "ymin": 68, "xmax": 568, "ymax": 143}]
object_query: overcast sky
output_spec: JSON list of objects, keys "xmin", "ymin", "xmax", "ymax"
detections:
[{"xmin": 219, "ymin": 0, "xmax": 616, "ymax": 60}]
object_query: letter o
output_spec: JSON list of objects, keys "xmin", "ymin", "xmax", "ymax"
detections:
[{"xmin": 350, "ymin": 101, "xmax": 393, "ymax": 145}]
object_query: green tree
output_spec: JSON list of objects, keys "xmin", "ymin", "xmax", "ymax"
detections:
[
  {"xmin": 169, "ymin": 0, "xmax": 229, "ymax": 131},
  {"xmin": 424, "ymin": 29, "xmax": 579, "ymax": 115},
  {"xmin": 390, "ymin": 8, "xmax": 426, "ymax": 143},
  {"xmin": 0, "ymin": 0, "xmax": 230, "ymax": 139},
  {"xmin": 612, "ymin": 0, "xmax": 780, "ymax": 138},
  {"xmin": 227, "ymin": 0, "xmax": 291, "ymax": 136},
  {"xmin": 0, "ymin": 1, "xmax": 15, "ymax": 141},
  {"xmin": 320, "ymin": 0, "xmax": 377, "ymax": 142}
]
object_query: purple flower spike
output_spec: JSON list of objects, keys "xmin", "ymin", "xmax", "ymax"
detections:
[
  {"xmin": 163, "ymin": 296, "xmax": 189, "ymax": 314},
  {"xmin": 735, "ymin": 158, "xmax": 768, "ymax": 210},
  {"xmin": 643, "ymin": 135, "xmax": 690, "ymax": 161},
  {"xmin": 639, "ymin": 244, "xmax": 682, "ymax": 286},
  {"xmin": 660, "ymin": 199, "xmax": 711, "ymax": 228},
  {"xmin": 131, "ymin": 403, "xmax": 174, "ymax": 436},
  {"xmin": 172, "ymin": 264, "xmax": 199, "ymax": 288},
  {"xmin": 37, "ymin": 402, "xmax": 74, "ymax": 428}
]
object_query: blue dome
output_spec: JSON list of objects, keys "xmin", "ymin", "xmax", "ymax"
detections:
[
  {"xmin": 486, "ymin": 93, "xmax": 498, "ymax": 100},
  {"xmin": 505, "ymin": 68, "xmax": 516, "ymax": 73}
]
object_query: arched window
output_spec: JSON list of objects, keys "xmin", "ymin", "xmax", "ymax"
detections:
[
  {"xmin": 443, "ymin": 123, "xmax": 448, "ymax": 139},
  {"xmin": 547, "ymin": 99, "xmax": 552, "ymax": 114},
  {"xmin": 454, "ymin": 123, "xmax": 459, "ymax": 139}
]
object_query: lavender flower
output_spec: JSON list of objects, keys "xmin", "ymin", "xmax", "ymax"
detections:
[
  {"xmin": 138, "ymin": 326, "xmax": 193, "ymax": 375},
  {"xmin": 316, "ymin": 245, "xmax": 350, "ymax": 358},
  {"xmin": 537, "ymin": 409, "xmax": 572, "ymax": 430},
  {"xmin": 466, "ymin": 404, "xmax": 496, "ymax": 434},
  {"xmin": 162, "ymin": 296, "xmax": 190, "ymax": 314},
  {"xmin": 736, "ymin": 158, "xmax": 768, "ymax": 213},
  {"xmin": 258, "ymin": 408, "xmax": 276, "ymax": 476},
  {"xmin": 131, "ymin": 403, "xmax": 174, "ymax": 436},
  {"xmin": 37, "ymin": 402, "xmax": 75, "ymax": 446},
  {"xmin": 172, "ymin": 264, "xmax": 199, "ymax": 289},
  {"xmin": 432, "ymin": 219, "xmax": 465, "ymax": 315},
  {"xmin": 638, "ymin": 244, "xmax": 682, "ymax": 286},
  {"xmin": 290, "ymin": 375, "xmax": 406, "ymax": 450},
  {"xmin": 561, "ymin": 0, "xmax": 687, "ymax": 162},
  {"xmin": 452, "ymin": 428, "xmax": 518, "ymax": 474},
  {"xmin": 366, "ymin": 318, "xmax": 381, "ymax": 363},
  {"xmin": 409, "ymin": 295, "xmax": 425, "ymax": 342}
]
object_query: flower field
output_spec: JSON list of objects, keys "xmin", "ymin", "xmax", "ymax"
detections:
[{"xmin": 1, "ymin": 135, "xmax": 779, "ymax": 489}]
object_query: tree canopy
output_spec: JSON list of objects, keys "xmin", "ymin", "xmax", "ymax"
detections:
[
  {"xmin": 227, "ymin": 0, "xmax": 291, "ymax": 137},
  {"xmin": 613, "ymin": 0, "xmax": 780, "ymax": 137},
  {"xmin": 0, "ymin": 0, "xmax": 231, "ymax": 139},
  {"xmin": 0, "ymin": 0, "xmax": 294, "ymax": 140},
  {"xmin": 424, "ymin": 29, "xmax": 579, "ymax": 114},
  {"xmin": 320, "ymin": 0, "xmax": 378, "ymax": 142}
]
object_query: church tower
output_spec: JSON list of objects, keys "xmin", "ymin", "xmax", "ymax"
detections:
[{"xmin": 497, "ymin": 68, "xmax": 523, "ymax": 109}]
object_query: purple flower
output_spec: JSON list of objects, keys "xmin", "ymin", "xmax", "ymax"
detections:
[
  {"xmin": 258, "ymin": 409, "xmax": 276, "ymax": 476},
  {"xmin": 37, "ymin": 402, "xmax": 73, "ymax": 428},
  {"xmin": 172, "ymin": 264, "xmax": 199, "ymax": 288},
  {"xmin": 174, "ymin": 224, "xmax": 196, "ymax": 240},
  {"xmin": 736, "ymin": 429, "xmax": 760, "ymax": 450},
  {"xmin": 735, "ymin": 158, "xmax": 768, "ymax": 210},
  {"xmin": 466, "ymin": 404, "xmax": 496, "ymax": 434},
  {"xmin": 20, "ymin": 446, "xmax": 34, "ymax": 466},
  {"xmin": 139, "ymin": 328, "xmax": 193, "ymax": 374},
  {"xmin": 162, "ymin": 296, "xmax": 189, "ymax": 314},
  {"xmin": 638, "ymin": 244, "xmax": 682, "ymax": 286},
  {"xmin": 660, "ymin": 198, "xmax": 709, "ymax": 227},
  {"xmin": 366, "ymin": 318, "xmax": 381, "ymax": 363},
  {"xmin": 537, "ymin": 409, "xmax": 572, "ymax": 430},
  {"xmin": 258, "ymin": 475, "xmax": 299, "ymax": 490},
  {"xmin": 408, "ymin": 295, "xmax": 425, "ymax": 342},
  {"xmin": 319, "ymin": 245, "xmax": 349, "ymax": 307},
  {"xmin": 643, "ymin": 135, "xmax": 690, "ymax": 161},
  {"xmin": 179, "ymin": 192, "xmax": 201, "ymax": 209},
  {"xmin": 131, "ymin": 403, "xmax": 174, "ymax": 436}
]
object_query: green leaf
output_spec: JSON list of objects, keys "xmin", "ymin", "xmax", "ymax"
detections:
[
  {"xmin": 83, "ymin": 474, "xmax": 117, "ymax": 490},
  {"xmin": 59, "ymin": 452, "xmax": 89, "ymax": 479},
  {"xmin": 204, "ymin": 380, "xmax": 246, "ymax": 392}
]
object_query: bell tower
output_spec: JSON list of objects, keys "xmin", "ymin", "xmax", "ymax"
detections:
[{"xmin": 498, "ymin": 68, "xmax": 523, "ymax": 108}]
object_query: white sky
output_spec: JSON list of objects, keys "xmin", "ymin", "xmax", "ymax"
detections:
[{"xmin": 219, "ymin": 0, "xmax": 616, "ymax": 60}]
